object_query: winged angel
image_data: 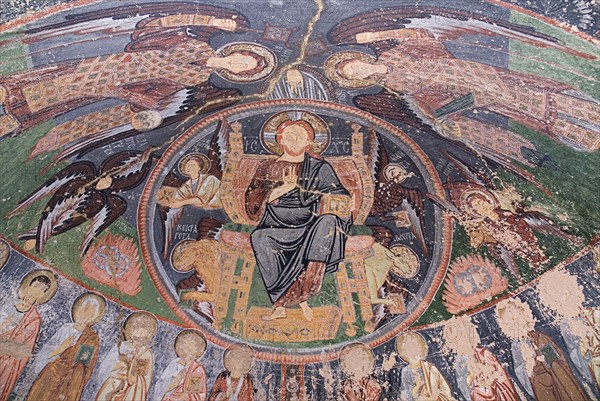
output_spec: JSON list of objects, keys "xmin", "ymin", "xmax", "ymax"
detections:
[
  {"xmin": 367, "ymin": 131, "xmax": 429, "ymax": 257},
  {"xmin": 324, "ymin": 6, "xmax": 600, "ymax": 166},
  {"xmin": 156, "ymin": 120, "xmax": 230, "ymax": 260},
  {"xmin": 0, "ymin": 3, "xmax": 276, "ymax": 163},
  {"xmin": 431, "ymin": 154, "xmax": 582, "ymax": 284},
  {"xmin": 5, "ymin": 148, "xmax": 156, "ymax": 256}
]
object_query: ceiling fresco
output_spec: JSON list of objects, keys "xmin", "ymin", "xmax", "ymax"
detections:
[{"xmin": 0, "ymin": 1, "xmax": 599, "ymax": 400}]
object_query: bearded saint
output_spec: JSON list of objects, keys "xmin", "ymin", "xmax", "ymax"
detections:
[{"xmin": 245, "ymin": 120, "xmax": 352, "ymax": 321}]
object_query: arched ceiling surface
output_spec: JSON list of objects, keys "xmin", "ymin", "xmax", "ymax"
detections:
[{"xmin": 0, "ymin": 1, "xmax": 599, "ymax": 400}]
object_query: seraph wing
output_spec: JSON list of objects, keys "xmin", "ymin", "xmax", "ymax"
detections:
[
  {"xmin": 24, "ymin": 2, "xmax": 250, "ymax": 42},
  {"xmin": 371, "ymin": 303, "xmax": 387, "ymax": 330},
  {"xmin": 109, "ymin": 150, "xmax": 152, "ymax": 179},
  {"xmin": 18, "ymin": 228, "xmax": 38, "ymax": 241},
  {"xmin": 36, "ymin": 184, "xmax": 100, "ymax": 254},
  {"xmin": 55, "ymin": 84, "xmax": 241, "ymax": 161},
  {"xmin": 354, "ymin": 90, "xmax": 495, "ymax": 162},
  {"xmin": 354, "ymin": 90, "xmax": 552, "ymax": 195},
  {"xmin": 366, "ymin": 129, "xmax": 390, "ymax": 184},
  {"xmin": 207, "ymin": 118, "xmax": 231, "ymax": 180},
  {"xmin": 175, "ymin": 83, "xmax": 242, "ymax": 116},
  {"xmin": 327, "ymin": 6, "xmax": 594, "ymax": 59},
  {"xmin": 366, "ymin": 225, "xmax": 394, "ymax": 248},
  {"xmin": 159, "ymin": 206, "xmax": 184, "ymax": 260},
  {"xmin": 125, "ymin": 27, "xmax": 213, "ymax": 52},
  {"xmin": 353, "ymin": 90, "xmax": 480, "ymax": 154},
  {"xmin": 196, "ymin": 217, "xmax": 224, "ymax": 241},
  {"xmin": 6, "ymin": 161, "xmax": 96, "ymax": 218},
  {"xmin": 441, "ymin": 149, "xmax": 495, "ymax": 188},
  {"xmin": 163, "ymin": 170, "xmax": 187, "ymax": 188},
  {"xmin": 126, "ymin": 3, "xmax": 250, "ymax": 52},
  {"xmin": 400, "ymin": 188, "xmax": 429, "ymax": 257},
  {"xmin": 51, "ymin": 125, "xmax": 136, "ymax": 165},
  {"xmin": 521, "ymin": 210, "xmax": 582, "ymax": 245},
  {"xmin": 425, "ymin": 193, "xmax": 460, "ymax": 215},
  {"xmin": 494, "ymin": 245, "xmax": 523, "ymax": 285},
  {"xmin": 100, "ymin": 147, "xmax": 156, "ymax": 192},
  {"xmin": 80, "ymin": 194, "xmax": 127, "ymax": 256},
  {"xmin": 354, "ymin": 90, "xmax": 436, "ymax": 133},
  {"xmin": 193, "ymin": 301, "xmax": 215, "ymax": 324},
  {"xmin": 355, "ymin": 91, "xmax": 487, "ymax": 167},
  {"xmin": 157, "ymin": 171, "xmax": 187, "ymax": 260},
  {"xmin": 442, "ymin": 146, "xmax": 553, "ymax": 196}
]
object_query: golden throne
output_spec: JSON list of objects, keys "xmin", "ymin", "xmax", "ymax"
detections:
[{"xmin": 214, "ymin": 120, "xmax": 377, "ymax": 341}]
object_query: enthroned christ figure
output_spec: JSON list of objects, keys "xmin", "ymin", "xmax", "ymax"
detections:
[{"xmin": 245, "ymin": 119, "xmax": 353, "ymax": 321}]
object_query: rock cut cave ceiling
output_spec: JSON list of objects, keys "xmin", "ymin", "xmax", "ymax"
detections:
[{"xmin": 0, "ymin": 1, "xmax": 599, "ymax": 400}]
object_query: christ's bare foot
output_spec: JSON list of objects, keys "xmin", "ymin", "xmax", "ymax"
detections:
[
  {"xmin": 262, "ymin": 306, "xmax": 286, "ymax": 321},
  {"xmin": 299, "ymin": 302, "xmax": 313, "ymax": 322}
]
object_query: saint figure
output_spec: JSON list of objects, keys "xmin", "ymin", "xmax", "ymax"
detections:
[
  {"xmin": 26, "ymin": 293, "xmax": 106, "ymax": 401},
  {"xmin": 208, "ymin": 344, "xmax": 255, "ymax": 401},
  {"xmin": 396, "ymin": 332, "xmax": 455, "ymax": 401},
  {"xmin": 442, "ymin": 315, "xmax": 519, "ymax": 401},
  {"xmin": 325, "ymin": 10, "xmax": 600, "ymax": 152},
  {"xmin": 495, "ymin": 298, "xmax": 591, "ymax": 401},
  {"xmin": 155, "ymin": 330, "xmax": 208, "ymax": 401},
  {"xmin": 339, "ymin": 343, "xmax": 382, "ymax": 401},
  {"xmin": 0, "ymin": 269, "xmax": 57, "ymax": 401},
  {"xmin": 536, "ymin": 269, "xmax": 600, "ymax": 399},
  {"xmin": 95, "ymin": 311, "xmax": 157, "ymax": 401}
]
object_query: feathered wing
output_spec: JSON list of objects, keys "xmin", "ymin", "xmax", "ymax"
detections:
[
  {"xmin": 157, "ymin": 83, "xmax": 241, "ymax": 120},
  {"xmin": 399, "ymin": 187, "xmax": 429, "ymax": 257},
  {"xmin": 354, "ymin": 90, "xmax": 480, "ymax": 157},
  {"xmin": 441, "ymin": 149, "xmax": 496, "ymax": 188},
  {"xmin": 80, "ymin": 195, "xmax": 128, "ymax": 256},
  {"xmin": 6, "ymin": 161, "xmax": 97, "ymax": 218},
  {"xmin": 354, "ymin": 90, "xmax": 479, "ymax": 157},
  {"xmin": 175, "ymin": 274, "xmax": 215, "ymax": 323},
  {"xmin": 371, "ymin": 184, "xmax": 429, "ymax": 256},
  {"xmin": 159, "ymin": 208, "xmax": 184, "ymax": 260},
  {"xmin": 443, "ymin": 144, "xmax": 553, "ymax": 196},
  {"xmin": 35, "ymin": 182, "xmax": 103, "ymax": 254},
  {"xmin": 492, "ymin": 245, "xmax": 523, "ymax": 285},
  {"xmin": 371, "ymin": 275, "xmax": 409, "ymax": 329},
  {"xmin": 365, "ymin": 129, "xmax": 390, "ymax": 185},
  {"xmin": 327, "ymin": 6, "xmax": 594, "ymax": 59},
  {"xmin": 158, "ymin": 171, "xmax": 187, "ymax": 260},
  {"xmin": 366, "ymin": 225, "xmax": 394, "ymax": 248},
  {"xmin": 196, "ymin": 217, "xmax": 224, "ymax": 240},
  {"xmin": 355, "ymin": 90, "xmax": 436, "ymax": 133},
  {"xmin": 53, "ymin": 84, "xmax": 241, "ymax": 161},
  {"xmin": 371, "ymin": 302, "xmax": 387, "ymax": 330},
  {"xmin": 50, "ymin": 125, "xmax": 136, "ymax": 166},
  {"xmin": 24, "ymin": 2, "xmax": 250, "ymax": 43},
  {"xmin": 520, "ymin": 209, "xmax": 582, "ymax": 246},
  {"xmin": 110, "ymin": 149, "xmax": 154, "ymax": 180},
  {"xmin": 355, "ymin": 90, "xmax": 554, "ymax": 195},
  {"xmin": 206, "ymin": 118, "xmax": 231, "ymax": 180},
  {"xmin": 126, "ymin": 3, "xmax": 250, "ymax": 53},
  {"xmin": 425, "ymin": 192, "xmax": 461, "ymax": 216},
  {"xmin": 100, "ymin": 147, "xmax": 156, "ymax": 192},
  {"xmin": 193, "ymin": 302, "xmax": 215, "ymax": 324}
]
